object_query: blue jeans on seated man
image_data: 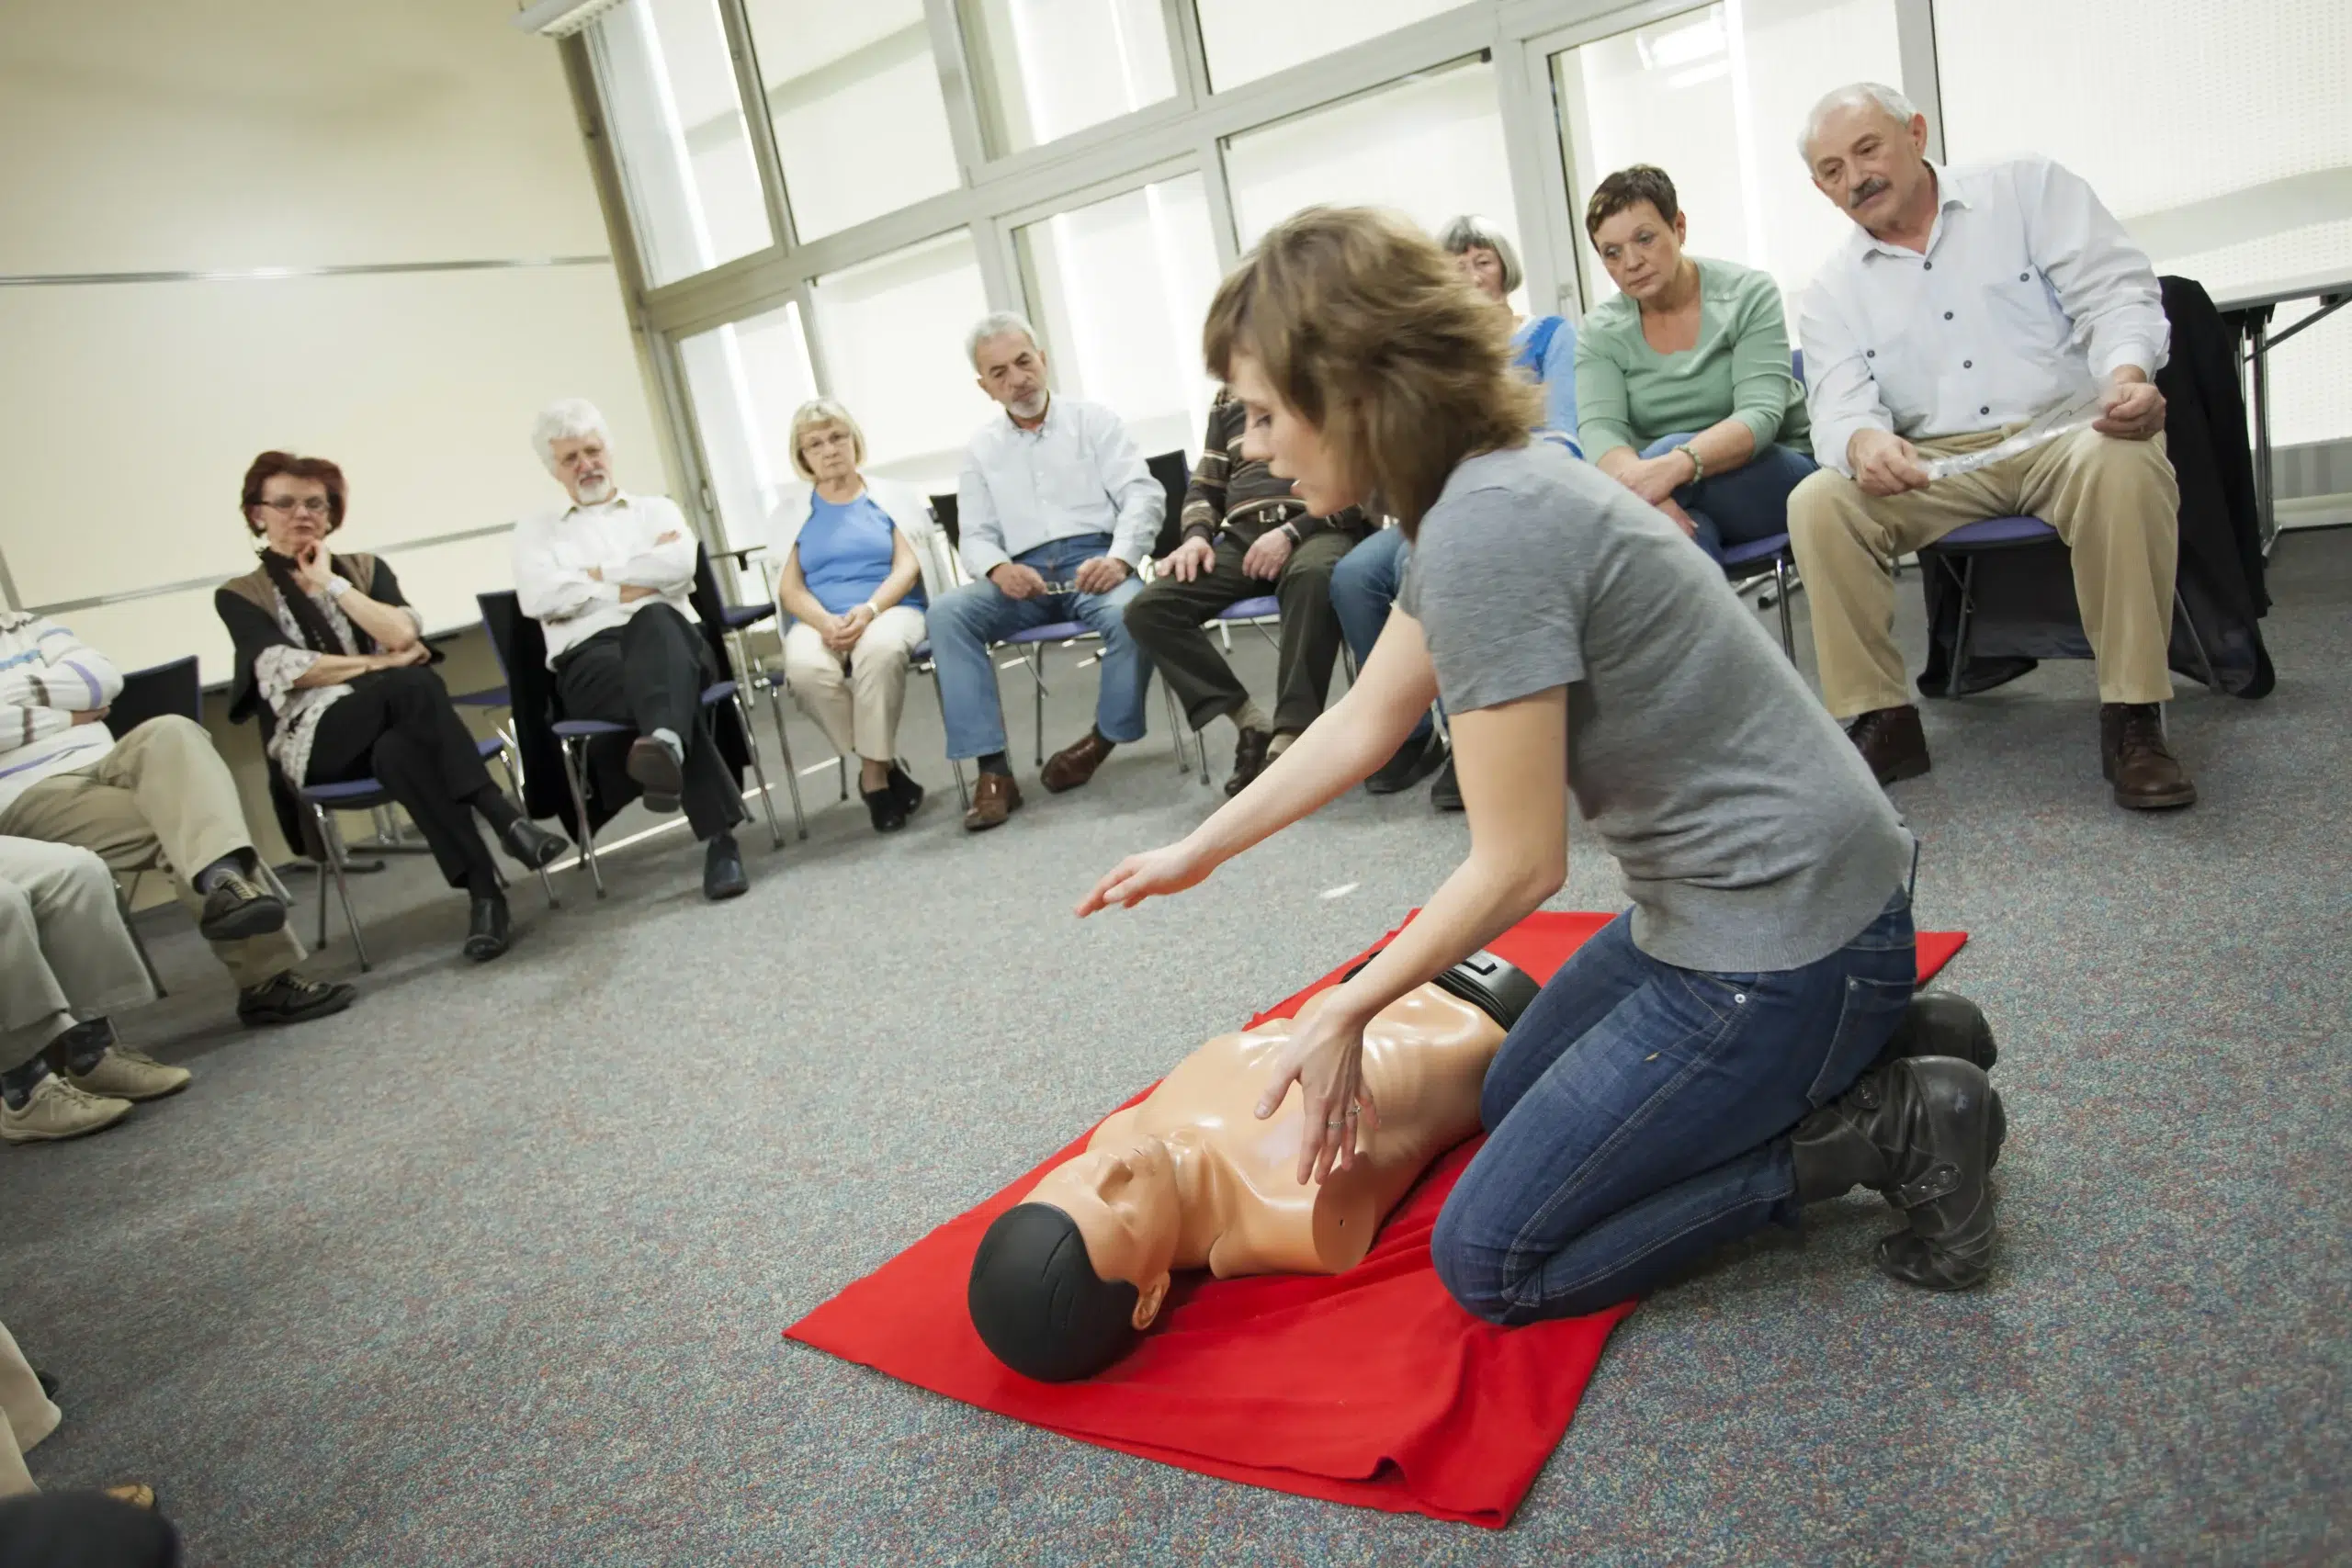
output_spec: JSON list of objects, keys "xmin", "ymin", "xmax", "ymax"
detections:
[
  {"xmin": 927, "ymin": 532, "xmax": 1149, "ymax": 761},
  {"xmin": 1641, "ymin": 435, "xmax": 1819, "ymax": 563},
  {"xmin": 1329, "ymin": 528, "xmax": 1433, "ymax": 744},
  {"xmin": 1430, "ymin": 888, "xmax": 1917, "ymax": 1324}
]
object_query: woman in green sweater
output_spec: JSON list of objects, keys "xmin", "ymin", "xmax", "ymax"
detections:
[{"xmin": 1572, "ymin": 164, "xmax": 1815, "ymax": 561}]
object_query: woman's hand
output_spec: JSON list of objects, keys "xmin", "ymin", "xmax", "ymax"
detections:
[
  {"xmin": 1618, "ymin": 450, "xmax": 1695, "ymax": 507},
  {"xmin": 1075, "ymin": 839, "xmax": 1215, "ymax": 916},
  {"xmin": 370, "ymin": 644, "xmax": 430, "ymax": 671},
  {"xmin": 293, "ymin": 541, "xmax": 336, "ymax": 595},
  {"xmin": 822, "ymin": 604, "xmax": 873, "ymax": 651},
  {"xmin": 1255, "ymin": 998, "xmax": 1380, "ymax": 1185}
]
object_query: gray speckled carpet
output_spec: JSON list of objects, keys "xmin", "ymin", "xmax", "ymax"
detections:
[{"xmin": 3, "ymin": 533, "xmax": 2346, "ymax": 1566}]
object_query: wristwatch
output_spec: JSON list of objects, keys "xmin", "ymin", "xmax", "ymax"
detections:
[
  {"xmin": 1278, "ymin": 521, "xmax": 1304, "ymax": 547},
  {"xmin": 323, "ymin": 576, "xmax": 351, "ymax": 599},
  {"xmin": 860, "ymin": 599, "xmax": 880, "ymax": 617}
]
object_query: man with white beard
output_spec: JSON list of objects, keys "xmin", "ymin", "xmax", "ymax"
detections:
[
  {"xmin": 511, "ymin": 400, "xmax": 750, "ymax": 899},
  {"xmin": 926, "ymin": 313, "xmax": 1164, "ymax": 832}
]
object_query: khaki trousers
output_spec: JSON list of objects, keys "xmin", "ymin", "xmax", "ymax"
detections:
[
  {"xmin": 1787, "ymin": 428, "xmax": 2179, "ymax": 718},
  {"xmin": 0, "ymin": 1320, "xmax": 62, "ymax": 1497},
  {"xmin": 778, "ymin": 605, "xmax": 927, "ymax": 762},
  {"xmin": 0, "ymin": 838, "xmax": 155, "ymax": 1074},
  {"xmin": 0, "ymin": 716, "xmax": 304, "ymax": 988}
]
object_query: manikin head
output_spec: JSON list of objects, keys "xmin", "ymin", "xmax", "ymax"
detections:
[
  {"xmin": 533, "ymin": 398, "xmax": 618, "ymax": 507},
  {"xmin": 968, "ymin": 311, "xmax": 1050, "ymax": 425},
  {"xmin": 1800, "ymin": 83, "xmax": 1935, "ymax": 240}
]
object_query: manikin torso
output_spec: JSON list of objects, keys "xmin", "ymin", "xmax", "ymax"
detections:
[{"xmin": 1065, "ymin": 985, "xmax": 1504, "ymax": 1278}]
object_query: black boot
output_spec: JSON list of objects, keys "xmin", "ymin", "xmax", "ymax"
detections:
[
  {"xmin": 1790, "ymin": 1056, "xmax": 2002, "ymax": 1291},
  {"xmin": 464, "ymin": 894, "xmax": 512, "ymax": 962},
  {"xmin": 1872, "ymin": 993, "xmax": 2004, "ymax": 1160}
]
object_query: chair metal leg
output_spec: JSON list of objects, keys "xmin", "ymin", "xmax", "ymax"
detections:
[
  {"xmin": 117, "ymin": 884, "xmax": 167, "ymax": 999},
  {"xmin": 493, "ymin": 744, "xmax": 557, "ymax": 909},
  {"xmin": 1945, "ymin": 556, "xmax": 1977, "ymax": 699},
  {"xmin": 559, "ymin": 737, "xmax": 606, "ymax": 899},
  {"xmin": 311, "ymin": 803, "xmax": 370, "ymax": 972},
  {"xmin": 2175, "ymin": 589, "xmax": 2222, "ymax": 692},
  {"xmin": 1772, "ymin": 557, "xmax": 1795, "ymax": 660},
  {"xmin": 763, "ymin": 682, "xmax": 810, "ymax": 840},
  {"xmin": 732, "ymin": 688, "xmax": 786, "ymax": 850},
  {"xmin": 1028, "ymin": 646, "xmax": 1047, "ymax": 767},
  {"xmin": 928, "ymin": 666, "xmax": 970, "ymax": 812}
]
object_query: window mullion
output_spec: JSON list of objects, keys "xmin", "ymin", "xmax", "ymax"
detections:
[
  {"xmin": 716, "ymin": 0, "xmax": 800, "ymax": 253},
  {"xmin": 922, "ymin": 0, "xmax": 993, "ymax": 185}
]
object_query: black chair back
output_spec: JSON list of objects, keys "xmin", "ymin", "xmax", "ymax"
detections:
[
  {"xmin": 1146, "ymin": 449, "xmax": 1190, "ymax": 561},
  {"xmin": 106, "ymin": 657, "xmax": 201, "ymax": 739},
  {"xmin": 929, "ymin": 490, "xmax": 960, "ymax": 554}
]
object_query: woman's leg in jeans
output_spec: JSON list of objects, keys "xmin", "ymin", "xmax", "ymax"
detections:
[
  {"xmin": 1329, "ymin": 530, "xmax": 1432, "ymax": 742},
  {"xmin": 1431, "ymin": 897, "xmax": 1917, "ymax": 1323},
  {"xmin": 1669, "ymin": 441, "xmax": 1822, "ymax": 556}
]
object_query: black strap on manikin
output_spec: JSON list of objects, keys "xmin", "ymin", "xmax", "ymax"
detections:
[{"xmin": 1340, "ymin": 948, "xmax": 1541, "ymax": 1032}]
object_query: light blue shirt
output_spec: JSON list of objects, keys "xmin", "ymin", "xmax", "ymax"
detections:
[
  {"xmin": 1512, "ymin": 315, "xmax": 1582, "ymax": 455},
  {"xmin": 798, "ymin": 493, "xmax": 923, "ymax": 616},
  {"xmin": 955, "ymin": 396, "xmax": 1165, "ymax": 578}
]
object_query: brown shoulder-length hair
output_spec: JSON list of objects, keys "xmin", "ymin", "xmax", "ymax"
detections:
[
  {"xmin": 240, "ymin": 451, "xmax": 348, "ymax": 537},
  {"xmin": 1203, "ymin": 207, "xmax": 1541, "ymax": 536}
]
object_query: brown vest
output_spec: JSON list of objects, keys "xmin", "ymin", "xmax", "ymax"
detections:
[{"xmin": 218, "ymin": 551, "xmax": 383, "ymax": 626}]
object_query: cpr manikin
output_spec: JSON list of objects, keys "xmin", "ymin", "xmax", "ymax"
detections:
[{"xmin": 968, "ymin": 953, "xmax": 1539, "ymax": 1382}]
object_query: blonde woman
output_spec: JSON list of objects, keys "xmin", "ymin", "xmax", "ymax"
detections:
[
  {"xmin": 767, "ymin": 400, "xmax": 954, "ymax": 832},
  {"xmin": 1080, "ymin": 208, "xmax": 2001, "ymax": 1323}
]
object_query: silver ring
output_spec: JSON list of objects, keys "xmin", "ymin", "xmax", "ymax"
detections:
[{"xmin": 1325, "ymin": 1118, "xmax": 1346, "ymax": 1128}]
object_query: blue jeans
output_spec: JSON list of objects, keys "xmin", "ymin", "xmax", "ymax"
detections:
[
  {"xmin": 926, "ymin": 534, "xmax": 1149, "ymax": 760},
  {"xmin": 1430, "ymin": 891, "xmax": 1917, "ymax": 1324},
  {"xmin": 1329, "ymin": 529, "xmax": 1433, "ymax": 743},
  {"xmin": 1642, "ymin": 435, "xmax": 1819, "ymax": 562}
]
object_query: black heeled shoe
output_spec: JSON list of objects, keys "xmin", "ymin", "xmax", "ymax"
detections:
[
  {"xmin": 886, "ymin": 762, "xmax": 926, "ymax": 816},
  {"xmin": 463, "ymin": 895, "xmax": 512, "ymax": 962},
  {"xmin": 864, "ymin": 785, "xmax": 910, "ymax": 833},
  {"xmin": 1791, "ymin": 1055, "xmax": 2002, "ymax": 1291},
  {"xmin": 500, "ymin": 816, "xmax": 570, "ymax": 871}
]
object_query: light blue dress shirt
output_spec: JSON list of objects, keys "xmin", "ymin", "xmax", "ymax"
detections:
[{"xmin": 954, "ymin": 396, "xmax": 1165, "ymax": 579}]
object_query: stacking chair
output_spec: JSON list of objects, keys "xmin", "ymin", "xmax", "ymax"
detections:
[{"xmin": 100, "ymin": 656, "xmax": 212, "ymax": 996}]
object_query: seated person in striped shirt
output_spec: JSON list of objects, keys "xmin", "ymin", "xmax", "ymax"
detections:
[{"xmin": 0, "ymin": 610, "xmax": 356, "ymax": 1028}]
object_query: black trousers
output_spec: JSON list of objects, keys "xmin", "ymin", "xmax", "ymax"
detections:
[
  {"xmin": 306, "ymin": 666, "xmax": 500, "ymax": 893},
  {"xmin": 552, "ymin": 604, "xmax": 742, "ymax": 840},
  {"xmin": 1123, "ymin": 527, "xmax": 1361, "ymax": 735},
  {"xmin": 0, "ymin": 1492, "xmax": 179, "ymax": 1567}
]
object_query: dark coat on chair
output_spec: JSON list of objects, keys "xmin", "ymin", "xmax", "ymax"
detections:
[
  {"xmin": 481, "ymin": 548, "xmax": 753, "ymax": 838},
  {"xmin": 1917, "ymin": 275, "xmax": 2275, "ymax": 699}
]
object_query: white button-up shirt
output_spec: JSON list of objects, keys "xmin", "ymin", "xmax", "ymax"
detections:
[
  {"xmin": 1798, "ymin": 157, "xmax": 2169, "ymax": 477},
  {"xmin": 512, "ymin": 491, "xmax": 699, "ymax": 665},
  {"xmin": 956, "ymin": 396, "xmax": 1164, "ymax": 579}
]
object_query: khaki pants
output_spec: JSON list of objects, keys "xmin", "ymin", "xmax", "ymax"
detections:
[
  {"xmin": 0, "ymin": 716, "xmax": 304, "ymax": 989},
  {"xmin": 0, "ymin": 1320, "xmax": 62, "ymax": 1497},
  {"xmin": 778, "ymin": 605, "xmax": 927, "ymax": 763},
  {"xmin": 1787, "ymin": 428, "xmax": 2179, "ymax": 718},
  {"xmin": 0, "ymin": 838, "xmax": 155, "ymax": 1075}
]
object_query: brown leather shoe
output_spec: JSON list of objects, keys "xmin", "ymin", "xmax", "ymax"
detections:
[
  {"xmin": 963, "ymin": 771, "xmax": 1023, "ymax": 831},
  {"xmin": 1041, "ymin": 728, "xmax": 1116, "ymax": 794},
  {"xmin": 2101, "ymin": 704, "xmax": 2197, "ymax": 809},
  {"xmin": 1224, "ymin": 727, "xmax": 1272, "ymax": 798},
  {"xmin": 1845, "ymin": 705, "xmax": 1930, "ymax": 786}
]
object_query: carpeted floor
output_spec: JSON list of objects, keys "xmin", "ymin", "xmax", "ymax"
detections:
[{"xmin": 3, "ymin": 533, "xmax": 2346, "ymax": 1565}]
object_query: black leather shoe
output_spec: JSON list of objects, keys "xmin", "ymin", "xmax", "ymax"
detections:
[
  {"xmin": 236, "ymin": 971, "xmax": 358, "ymax": 1027},
  {"xmin": 1791, "ymin": 1056, "xmax": 2002, "ymax": 1291},
  {"xmin": 1430, "ymin": 757, "xmax": 1463, "ymax": 812},
  {"xmin": 886, "ymin": 763, "xmax": 926, "ymax": 816},
  {"xmin": 864, "ymin": 785, "xmax": 910, "ymax": 833},
  {"xmin": 1225, "ymin": 727, "xmax": 1272, "ymax": 798},
  {"xmin": 500, "ymin": 816, "xmax": 570, "ymax": 870},
  {"xmin": 1872, "ymin": 993, "xmax": 2003, "ymax": 1162},
  {"xmin": 626, "ymin": 737, "xmax": 685, "ymax": 813},
  {"xmin": 1845, "ymin": 705, "xmax": 1930, "ymax": 786},
  {"xmin": 198, "ymin": 870, "xmax": 288, "ymax": 942},
  {"xmin": 463, "ymin": 895, "xmax": 512, "ymax": 962},
  {"xmin": 703, "ymin": 833, "xmax": 749, "ymax": 900},
  {"xmin": 1365, "ymin": 728, "xmax": 1446, "ymax": 795}
]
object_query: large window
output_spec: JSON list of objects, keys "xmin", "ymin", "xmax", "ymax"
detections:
[
  {"xmin": 958, "ymin": 0, "xmax": 1178, "ymax": 155},
  {"xmin": 742, "ymin": 0, "xmax": 964, "ymax": 241},
  {"xmin": 1015, "ymin": 175, "xmax": 1223, "ymax": 465},
  {"xmin": 1193, "ymin": 0, "xmax": 1461, "ymax": 92},
  {"xmin": 677, "ymin": 302, "xmax": 820, "ymax": 557},
  {"xmin": 1936, "ymin": 0, "xmax": 2352, "ymax": 446},
  {"xmin": 1552, "ymin": 0, "xmax": 1905, "ymax": 317},
  {"xmin": 589, "ymin": 0, "xmax": 772, "ymax": 287},
  {"xmin": 1224, "ymin": 58, "xmax": 1520, "ymax": 302},
  {"xmin": 808, "ymin": 231, "xmax": 996, "ymax": 495}
]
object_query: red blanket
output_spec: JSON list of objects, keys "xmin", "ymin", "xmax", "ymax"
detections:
[{"xmin": 787, "ymin": 913, "xmax": 1969, "ymax": 1528}]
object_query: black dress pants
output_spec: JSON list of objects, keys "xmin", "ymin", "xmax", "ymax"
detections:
[
  {"xmin": 1123, "ymin": 528, "xmax": 1361, "ymax": 736},
  {"xmin": 305, "ymin": 666, "xmax": 500, "ymax": 893},
  {"xmin": 0, "ymin": 1492, "xmax": 180, "ymax": 1567},
  {"xmin": 551, "ymin": 604, "xmax": 743, "ymax": 840}
]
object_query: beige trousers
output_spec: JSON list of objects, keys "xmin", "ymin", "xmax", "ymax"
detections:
[
  {"xmin": 0, "ymin": 716, "xmax": 304, "ymax": 988},
  {"xmin": 0, "ymin": 837, "xmax": 155, "ymax": 1074},
  {"xmin": 1787, "ymin": 428, "xmax": 2179, "ymax": 718},
  {"xmin": 779, "ymin": 605, "xmax": 927, "ymax": 762},
  {"xmin": 0, "ymin": 1320, "xmax": 62, "ymax": 1496}
]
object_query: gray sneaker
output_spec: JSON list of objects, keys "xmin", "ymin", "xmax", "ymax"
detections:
[{"xmin": 1, "ymin": 1075, "xmax": 134, "ymax": 1144}]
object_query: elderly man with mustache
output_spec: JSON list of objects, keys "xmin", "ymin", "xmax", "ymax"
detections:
[{"xmin": 1786, "ymin": 84, "xmax": 2192, "ymax": 812}]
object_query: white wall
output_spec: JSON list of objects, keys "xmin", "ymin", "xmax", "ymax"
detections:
[{"xmin": 0, "ymin": 0, "xmax": 662, "ymax": 682}]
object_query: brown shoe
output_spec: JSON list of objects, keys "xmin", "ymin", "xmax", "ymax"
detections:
[
  {"xmin": 963, "ymin": 771, "xmax": 1023, "ymax": 831},
  {"xmin": 1224, "ymin": 727, "xmax": 1272, "ymax": 798},
  {"xmin": 2101, "ymin": 704, "xmax": 2197, "ymax": 809},
  {"xmin": 1845, "ymin": 705, "xmax": 1930, "ymax": 786},
  {"xmin": 104, "ymin": 1483, "xmax": 156, "ymax": 1510},
  {"xmin": 1041, "ymin": 728, "xmax": 1116, "ymax": 794}
]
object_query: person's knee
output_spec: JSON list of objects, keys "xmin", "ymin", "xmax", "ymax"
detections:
[
  {"xmin": 2074, "ymin": 433, "xmax": 2179, "ymax": 512},
  {"xmin": 928, "ymin": 583, "xmax": 996, "ymax": 641},
  {"xmin": 1429, "ymin": 1205, "xmax": 1519, "ymax": 1325},
  {"xmin": 123, "ymin": 712, "xmax": 210, "ymax": 759},
  {"xmin": 1785, "ymin": 468, "xmax": 1863, "ymax": 552}
]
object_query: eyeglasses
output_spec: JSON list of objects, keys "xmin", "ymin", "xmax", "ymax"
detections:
[{"xmin": 258, "ymin": 497, "xmax": 332, "ymax": 517}]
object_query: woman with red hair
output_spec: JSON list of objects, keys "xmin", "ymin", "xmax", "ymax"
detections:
[{"xmin": 215, "ymin": 452, "xmax": 567, "ymax": 962}]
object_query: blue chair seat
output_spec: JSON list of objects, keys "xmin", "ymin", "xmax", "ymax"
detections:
[
  {"xmin": 911, "ymin": 638, "xmax": 933, "ymax": 662},
  {"xmin": 553, "ymin": 682, "xmax": 739, "ymax": 739},
  {"xmin": 300, "ymin": 736, "xmax": 508, "ymax": 807},
  {"xmin": 1935, "ymin": 515, "xmax": 2057, "ymax": 548},
  {"xmin": 723, "ymin": 602, "xmax": 776, "ymax": 631},
  {"xmin": 1213, "ymin": 594, "xmax": 1281, "ymax": 622},
  {"xmin": 1001, "ymin": 620, "xmax": 1089, "ymax": 646},
  {"xmin": 451, "ymin": 684, "xmax": 510, "ymax": 708},
  {"xmin": 1719, "ymin": 532, "xmax": 1792, "ymax": 569}
]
